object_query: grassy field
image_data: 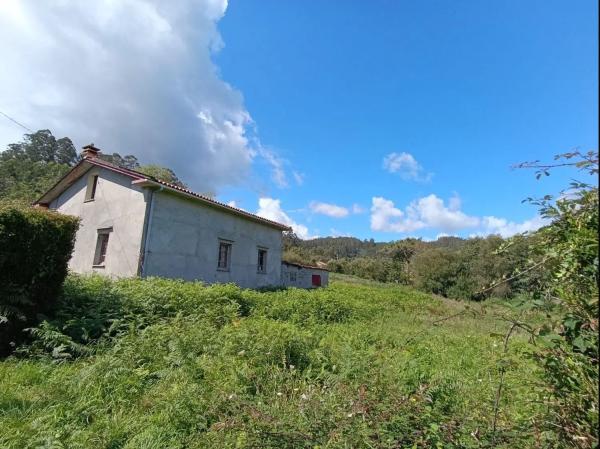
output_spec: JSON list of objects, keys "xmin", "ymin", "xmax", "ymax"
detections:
[{"xmin": 0, "ymin": 274, "xmax": 547, "ymax": 448}]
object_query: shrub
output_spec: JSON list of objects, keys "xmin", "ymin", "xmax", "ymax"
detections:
[{"xmin": 0, "ymin": 202, "xmax": 79, "ymax": 355}]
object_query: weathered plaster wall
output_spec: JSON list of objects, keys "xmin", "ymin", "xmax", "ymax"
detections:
[
  {"xmin": 281, "ymin": 263, "xmax": 329, "ymax": 288},
  {"xmin": 51, "ymin": 167, "xmax": 148, "ymax": 277},
  {"xmin": 143, "ymin": 191, "xmax": 283, "ymax": 288}
]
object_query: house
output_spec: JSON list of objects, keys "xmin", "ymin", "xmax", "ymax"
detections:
[
  {"xmin": 280, "ymin": 261, "xmax": 329, "ymax": 289},
  {"xmin": 35, "ymin": 145, "xmax": 328, "ymax": 289}
]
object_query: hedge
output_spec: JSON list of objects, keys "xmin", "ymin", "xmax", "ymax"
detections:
[{"xmin": 0, "ymin": 202, "xmax": 79, "ymax": 356}]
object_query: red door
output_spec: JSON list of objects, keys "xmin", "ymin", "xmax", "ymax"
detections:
[{"xmin": 311, "ymin": 274, "xmax": 321, "ymax": 287}]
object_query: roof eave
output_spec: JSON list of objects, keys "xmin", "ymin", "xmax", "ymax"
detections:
[{"xmin": 132, "ymin": 179, "xmax": 291, "ymax": 231}]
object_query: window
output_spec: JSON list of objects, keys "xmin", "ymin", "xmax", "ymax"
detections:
[
  {"xmin": 289, "ymin": 272, "xmax": 297, "ymax": 282},
  {"xmin": 257, "ymin": 248, "xmax": 267, "ymax": 273},
  {"xmin": 93, "ymin": 228, "xmax": 112, "ymax": 266},
  {"xmin": 85, "ymin": 175, "xmax": 99, "ymax": 201},
  {"xmin": 217, "ymin": 241, "xmax": 232, "ymax": 271}
]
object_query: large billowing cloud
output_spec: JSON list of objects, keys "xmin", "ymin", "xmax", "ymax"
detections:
[
  {"xmin": 370, "ymin": 194, "xmax": 545, "ymax": 237},
  {"xmin": 0, "ymin": 0, "xmax": 280, "ymax": 192}
]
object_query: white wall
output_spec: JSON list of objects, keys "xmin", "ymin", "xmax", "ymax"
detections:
[
  {"xmin": 281, "ymin": 263, "xmax": 329, "ymax": 288},
  {"xmin": 51, "ymin": 167, "xmax": 149, "ymax": 277},
  {"xmin": 143, "ymin": 190, "xmax": 283, "ymax": 288}
]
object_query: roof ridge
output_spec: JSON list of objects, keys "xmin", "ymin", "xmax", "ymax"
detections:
[{"xmin": 86, "ymin": 158, "xmax": 291, "ymax": 231}]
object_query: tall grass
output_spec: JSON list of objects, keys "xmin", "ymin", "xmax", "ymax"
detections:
[{"xmin": 1, "ymin": 274, "xmax": 547, "ymax": 448}]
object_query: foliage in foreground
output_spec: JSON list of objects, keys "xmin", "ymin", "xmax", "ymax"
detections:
[
  {"xmin": 514, "ymin": 151, "xmax": 599, "ymax": 448},
  {"xmin": 0, "ymin": 202, "xmax": 79, "ymax": 356},
  {"xmin": 1, "ymin": 275, "xmax": 551, "ymax": 448}
]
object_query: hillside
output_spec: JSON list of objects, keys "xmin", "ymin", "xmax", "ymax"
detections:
[{"xmin": 1, "ymin": 274, "xmax": 547, "ymax": 448}]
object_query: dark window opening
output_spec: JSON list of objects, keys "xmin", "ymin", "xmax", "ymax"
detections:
[
  {"xmin": 218, "ymin": 241, "xmax": 232, "ymax": 270},
  {"xmin": 93, "ymin": 229, "xmax": 111, "ymax": 266},
  {"xmin": 257, "ymin": 248, "xmax": 267, "ymax": 273},
  {"xmin": 85, "ymin": 175, "xmax": 99, "ymax": 201}
]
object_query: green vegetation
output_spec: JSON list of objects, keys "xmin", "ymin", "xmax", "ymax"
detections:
[
  {"xmin": 0, "ymin": 130, "xmax": 78, "ymax": 204},
  {"xmin": 285, "ymin": 233, "xmax": 535, "ymax": 301},
  {"xmin": 0, "ymin": 129, "xmax": 596, "ymax": 447},
  {"xmin": 1, "ymin": 275, "xmax": 549, "ymax": 448},
  {"xmin": 0, "ymin": 202, "xmax": 79, "ymax": 356},
  {"xmin": 512, "ymin": 151, "xmax": 598, "ymax": 447},
  {"xmin": 0, "ymin": 130, "xmax": 187, "ymax": 204}
]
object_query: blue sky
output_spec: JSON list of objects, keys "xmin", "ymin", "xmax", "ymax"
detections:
[
  {"xmin": 216, "ymin": 0, "xmax": 598, "ymax": 240},
  {"xmin": 0, "ymin": 1, "xmax": 597, "ymax": 241}
]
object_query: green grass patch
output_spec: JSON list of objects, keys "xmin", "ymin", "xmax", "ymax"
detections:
[{"xmin": 0, "ymin": 274, "xmax": 547, "ymax": 448}]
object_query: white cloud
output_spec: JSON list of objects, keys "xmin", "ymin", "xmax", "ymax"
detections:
[
  {"xmin": 329, "ymin": 228, "xmax": 352, "ymax": 237},
  {"xmin": 309, "ymin": 201, "xmax": 349, "ymax": 218},
  {"xmin": 0, "ymin": 0, "xmax": 289, "ymax": 193},
  {"xmin": 371, "ymin": 194, "xmax": 479, "ymax": 233},
  {"xmin": 256, "ymin": 198, "xmax": 315, "ymax": 239},
  {"xmin": 479, "ymin": 215, "xmax": 547, "ymax": 238},
  {"xmin": 371, "ymin": 194, "xmax": 547, "ymax": 238},
  {"xmin": 352, "ymin": 203, "xmax": 366, "ymax": 214},
  {"xmin": 292, "ymin": 171, "xmax": 305, "ymax": 186},
  {"xmin": 259, "ymin": 148, "xmax": 288, "ymax": 188},
  {"xmin": 382, "ymin": 152, "xmax": 432, "ymax": 182}
]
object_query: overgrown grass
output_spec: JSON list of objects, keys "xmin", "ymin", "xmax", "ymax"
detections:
[{"xmin": 0, "ymin": 274, "xmax": 549, "ymax": 448}]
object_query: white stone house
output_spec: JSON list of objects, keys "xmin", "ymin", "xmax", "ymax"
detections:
[{"xmin": 35, "ymin": 145, "xmax": 328, "ymax": 289}]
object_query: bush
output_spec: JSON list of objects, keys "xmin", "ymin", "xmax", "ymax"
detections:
[{"xmin": 0, "ymin": 202, "xmax": 79, "ymax": 355}]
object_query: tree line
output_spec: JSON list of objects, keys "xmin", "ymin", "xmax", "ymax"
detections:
[
  {"xmin": 283, "ymin": 232, "xmax": 540, "ymax": 300},
  {"xmin": 0, "ymin": 129, "xmax": 187, "ymax": 204}
]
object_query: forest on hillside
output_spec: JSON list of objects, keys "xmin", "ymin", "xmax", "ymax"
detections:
[{"xmin": 283, "ymin": 233, "xmax": 538, "ymax": 301}]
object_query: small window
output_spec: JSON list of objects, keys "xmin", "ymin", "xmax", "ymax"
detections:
[
  {"xmin": 217, "ymin": 241, "xmax": 232, "ymax": 271},
  {"xmin": 289, "ymin": 272, "xmax": 297, "ymax": 282},
  {"xmin": 85, "ymin": 175, "xmax": 99, "ymax": 201},
  {"xmin": 93, "ymin": 228, "xmax": 112, "ymax": 266},
  {"xmin": 257, "ymin": 248, "xmax": 267, "ymax": 273}
]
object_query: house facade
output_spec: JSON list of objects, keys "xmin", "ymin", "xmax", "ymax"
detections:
[{"xmin": 35, "ymin": 145, "xmax": 323, "ymax": 289}]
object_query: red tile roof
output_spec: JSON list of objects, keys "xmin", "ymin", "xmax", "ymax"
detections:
[{"xmin": 36, "ymin": 155, "xmax": 291, "ymax": 231}]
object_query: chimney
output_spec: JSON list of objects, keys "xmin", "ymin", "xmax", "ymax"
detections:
[{"xmin": 81, "ymin": 143, "xmax": 101, "ymax": 159}]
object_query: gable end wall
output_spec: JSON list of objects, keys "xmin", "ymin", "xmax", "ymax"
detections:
[{"xmin": 50, "ymin": 167, "xmax": 149, "ymax": 277}]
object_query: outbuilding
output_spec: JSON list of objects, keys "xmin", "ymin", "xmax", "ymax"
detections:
[{"xmin": 281, "ymin": 261, "xmax": 329, "ymax": 288}]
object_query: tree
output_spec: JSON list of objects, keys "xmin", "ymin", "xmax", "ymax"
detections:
[
  {"xmin": 99, "ymin": 153, "xmax": 140, "ymax": 170},
  {"xmin": 2, "ymin": 129, "xmax": 77, "ymax": 166},
  {"xmin": 138, "ymin": 164, "xmax": 188, "ymax": 189},
  {"xmin": 516, "ymin": 150, "xmax": 598, "ymax": 448},
  {"xmin": 0, "ymin": 130, "xmax": 77, "ymax": 203}
]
